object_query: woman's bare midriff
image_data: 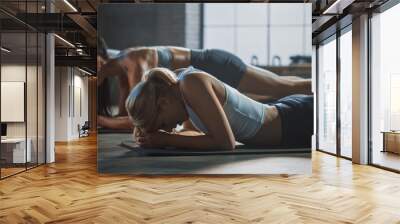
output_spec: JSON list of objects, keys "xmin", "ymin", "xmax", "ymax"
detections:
[
  {"xmin": 241, "ymin": 106, "xmax": 282, "ymax": 146},
  {"xmin": 210, "ymin": 77, "xmax": 282, "ymax": 146}
]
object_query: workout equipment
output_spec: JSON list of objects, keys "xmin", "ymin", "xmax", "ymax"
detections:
[{"xmin": 119, "ymin": 140, "xmax": 310, "ymax": 157}]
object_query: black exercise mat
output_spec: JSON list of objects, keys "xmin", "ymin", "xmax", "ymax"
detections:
[
  {"xmin": 119, "ymin": 140, "xmax": 310, "ymax": 157},
  {"xmin": 98, "ymin": 128, "xmax": 132, "ymax": 134}
]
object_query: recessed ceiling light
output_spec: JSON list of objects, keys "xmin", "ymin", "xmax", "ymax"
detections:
[
  {"xmin": 323, "ymin": 0, "xmax": 354, "ymax": 15},
  {"xmin": 78, "ymin": 67, "xmax": 93, "ymax": 76},
  {"xmin": 63, "ymin": 0, "xmax": 78, "ymax": 12},
  {"xmin": 54, "ymin": 34, "xmax": 75, "ymax": 48},
  {"xmin": 1, "ymin": 47, "xmax": 11, "ymax": 53}
]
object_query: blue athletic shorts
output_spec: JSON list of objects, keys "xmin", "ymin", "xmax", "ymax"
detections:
[
  {"xmin": 190, "ymin": 49, "xmax": 247, "ymax": 88},
  {"xmin": 272, "ymin": 94, "xmax": 314, "ymax": 148}
]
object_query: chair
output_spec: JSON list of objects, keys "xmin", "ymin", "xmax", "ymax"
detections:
[{"xmin": 79, "ymin": 121, "xmax": 90, "ymax": 138}]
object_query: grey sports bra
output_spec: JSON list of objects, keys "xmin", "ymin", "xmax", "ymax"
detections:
[
  {"xmin": 156, "ymin": 47, "xmax": 173, "ymax": 69},
  {"xmin": 108, "ymin": 47, "xmax": 172, "ymax": 69},
  {"xmin": 178, "ymin": 67, "xmax": 269, "ymax": 141}
]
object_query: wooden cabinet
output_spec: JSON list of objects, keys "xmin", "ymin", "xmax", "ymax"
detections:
[{"xmin": 382, "ymin": 131, "xmax": 400, "ymax": 154}]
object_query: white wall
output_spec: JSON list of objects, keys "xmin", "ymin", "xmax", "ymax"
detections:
[
  {"xmin": 1, "ymin": 65, "xmax": 27, "ymax": 146},
  {"xmin": 55, "ymin": 67, "xmax": 89, "ymax": 141},
  {"xmin": 55, "ymin": 67, "xmax": 69, "ymax": 141},
  {"xmin": 1, "ymin": 65, "xmax": 26, "ymax": 136},
  {"xmin": 71, "ymin": 73, "xmax": 89, "ymax": 138}
]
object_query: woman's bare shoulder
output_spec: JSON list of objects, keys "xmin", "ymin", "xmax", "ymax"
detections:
[
  {"xmin": 179, "ymin": 71, "xmax": 210, "ymax": 86},
  {"xmin": 179, "ymin": 72, "xmax": 214, "ymax": 99},
  {"xmin": 180, "ymin": 70, "xmax": 226, "ymax": 105}
]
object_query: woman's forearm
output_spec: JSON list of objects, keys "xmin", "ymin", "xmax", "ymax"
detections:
[
  {"xmin": 174, "ymin": 128, "xmax": 204, "ymax": 136},
  {"xmin": 164, "ymin": 133, "xmax": 235, "ymax": 150},
  {"xmin": 98, "ymin": 115, "xmax": 133, "ymax": 129}
]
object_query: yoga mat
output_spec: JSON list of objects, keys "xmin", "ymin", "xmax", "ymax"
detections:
[{"xmin": 119, "ymin": 140, "xmax": 310, "ymax": 157}]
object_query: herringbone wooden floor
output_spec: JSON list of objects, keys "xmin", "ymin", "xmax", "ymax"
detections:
[{"xmin": 1, "ymin": 135, "xmax": 400, "ymax": 224}]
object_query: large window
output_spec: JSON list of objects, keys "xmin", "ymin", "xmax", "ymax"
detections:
[
  {"xmin": 203, "ymin": 3, "xmax": 311, "ymax": 66},
  {"xmin": 370, "ymin": 3, "xmax": 400, "ymax": 171},
  {"xmin": 339, "ymin": 29, "xmax": 352, "ymax": 158},
  {"xmin": 316, "ymin": 27, "xmax": 353, "ymax": 159},
  {"xmin": 317, "ymin": 37, "xmax": 337, "ymax": 154}
]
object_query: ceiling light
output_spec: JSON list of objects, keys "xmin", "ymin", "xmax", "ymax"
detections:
[
  {"xmin": 54, "ymin": 34, "xmax": 75, "ymax": 48},
  {"xmin": 63, "ymin": 0, "xmax": 78, "ymax": 12},
  {"xmin": 1, "ymin": 47, "xmax": 11, "ymax": 53},
  {"xmin": 323, "ymin": 0, "xmax": 354, "ymax": 15},
  {"xmin": 78, "ymin": 67, "xmax": 93, "ymax": 76}
]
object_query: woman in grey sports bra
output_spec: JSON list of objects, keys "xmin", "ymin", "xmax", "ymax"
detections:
[
  {"xmin": 97, "ymin": 39, "xmax": 311, "ymax": 130},
  {"xmin": 125, "ymin": 67, "xmax": 291, "ymax": 149}
]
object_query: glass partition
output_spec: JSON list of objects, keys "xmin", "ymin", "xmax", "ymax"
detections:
[
  {"xmin": 1, "ymin": 30, "xmax": 28, "ymax": 178},
  {"xmin": 0, "ymin": 1, "xmax": 46, "ymax": 179},
  {"xmin": 26, "ymin": 0, "xmax": 46, "ymax": 169},
  {"xmin": 38, "ymin": 32, "xmax": 45, "ymax": 165},
  {"xmin": 27, "ymin": 29, "xmax": 38, "ymax": 169}
]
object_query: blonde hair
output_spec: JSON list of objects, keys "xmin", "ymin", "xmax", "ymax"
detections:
[{"xmin": 125, "ymin": 68, "xmax": 177, "ymax": 131}]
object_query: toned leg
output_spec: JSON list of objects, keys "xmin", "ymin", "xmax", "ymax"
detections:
[
  {"xmin": 237, "ymin": 65, "xmax": 312, "ymax": 100},
  {"xmin": 182, "ymin": 48, "xmax": 311, "ymax": 100},
  {"xmin": 284, "ymin": 75, "xmax": 307, "ymax": 81}
]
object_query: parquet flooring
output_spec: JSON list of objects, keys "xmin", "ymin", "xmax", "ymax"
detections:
[
  {"xmin": 1, "ymin": 135, "xmax": 400, "ymax": 223},
  {"xmin": 1, "ymin": 167, "xmax": 26, "ymax": 178}
]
